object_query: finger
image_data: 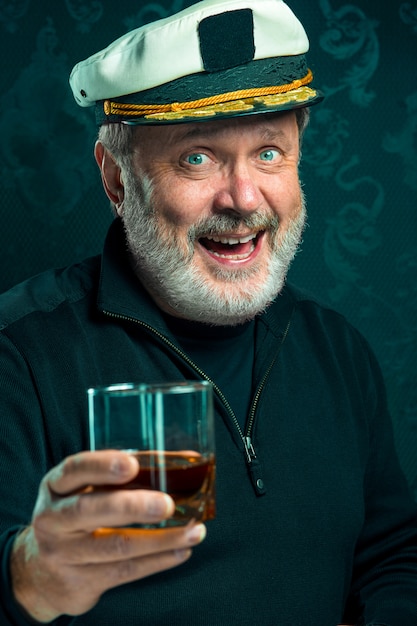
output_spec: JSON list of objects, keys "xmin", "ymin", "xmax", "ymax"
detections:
[
  {"xmin": 90, "ymin": 546, "xmax": 194, "ymax": 592},
  {"xmin": 12, "ymin": 528, "xmax": 198, "ymax": 620},
  {"xmin": 55, "ymin": 522, "xmax": 207, "ymax": 565},
  {"xmin": 47, "ymin": 451, "xmax": 139, "ymax": 496},
  {"xmin": 34, "ymin": 488, "xmax": 175, "ymax": 534},
  {"xmin": 50, "ymin": 545, "xmax": 195, "ymax": 607}
]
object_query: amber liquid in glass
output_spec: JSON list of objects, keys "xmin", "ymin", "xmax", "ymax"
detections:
[{"xmin": 121, "ymin": 451, "xmax": 215, "ymax": 522}]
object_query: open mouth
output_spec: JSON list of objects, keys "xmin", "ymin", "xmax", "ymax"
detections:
[{"xmin": 199, "ymin": 231, "xmax": 263, "ymax": 261}]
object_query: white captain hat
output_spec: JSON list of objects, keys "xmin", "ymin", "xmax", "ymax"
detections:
[{"xmin": 69, "ymin": 0, "xmax": 323, "ymax": 125}]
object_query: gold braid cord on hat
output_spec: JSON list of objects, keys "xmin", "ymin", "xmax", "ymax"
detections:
[{"xmin": 103, "ymin": 69, "xmax": 316, "ymax": 121}]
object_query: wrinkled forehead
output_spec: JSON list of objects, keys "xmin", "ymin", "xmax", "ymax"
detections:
[{"xmin": 131, "ymin": 110, "xmax": 299, "ymax": 146}]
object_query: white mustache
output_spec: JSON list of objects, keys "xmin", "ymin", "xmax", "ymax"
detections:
[{"xmin": 190, "ymin": 213, "xmax": 279, "ymax": 240}]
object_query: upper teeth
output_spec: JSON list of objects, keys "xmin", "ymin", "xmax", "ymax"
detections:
[{"xmin": 205, "ymin": 234, "xmax": 256, "ymax": 245}]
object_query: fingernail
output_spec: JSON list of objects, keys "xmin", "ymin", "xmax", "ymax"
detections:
[
  {"xmin": 110, "ymin": 455, "xmax": 137, "ymax": 476},
  {"xmin": 175, "ymin": 548, "xmax": 192, "ymax": 562},
  {"xmin": 147, "ymin": 493, "xmax": 173, "ymax": 517},
  {"xmin": 186, "ymin": 523, "xmax": 206, "ymax": 545}
]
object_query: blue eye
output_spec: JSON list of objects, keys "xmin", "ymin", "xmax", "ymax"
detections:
[
  {"xmin": 186, "ymin": 153, "xmax": 207, "ymax": 165},
  {"xmin": 259, "ymin": 149, "xmax": 279, "ymax": 162}
]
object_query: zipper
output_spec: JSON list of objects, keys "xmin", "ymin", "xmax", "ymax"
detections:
[
  {"xmin": 242, "ymin": 314, "xmax": 292, "ymax": 495},
  {"xmin": 102, "ymin": 309, "xmax": 292, "ymax": 497}
]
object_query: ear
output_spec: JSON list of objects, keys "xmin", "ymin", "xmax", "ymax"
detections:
[{"xmin": 94, "ymin": 141, "xmax": 125, "ymax": 216}]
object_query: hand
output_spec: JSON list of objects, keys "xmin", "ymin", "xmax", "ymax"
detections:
[{"xmin": 10, "ymin": 451, "xmax": 206, "ymax": 623}]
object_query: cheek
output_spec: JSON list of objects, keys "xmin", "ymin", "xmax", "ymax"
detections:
[
  {"xmin": 150, "ymin": 194, "xmax": 197, "ymax": 257},
  {"xmin": 268, "ymin": 178, "xmax": 302, "ymax": 221},
  {"xmin": 151, "ymin": 184, "xmax": 208, "ymax": 230}
]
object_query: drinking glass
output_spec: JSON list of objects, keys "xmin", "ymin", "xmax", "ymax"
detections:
[{"xmin": 87, "ymin": 380, "xmax": 215, "ymax": 527}]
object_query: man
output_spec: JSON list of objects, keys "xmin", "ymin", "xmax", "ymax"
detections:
[{"xmin": 0, "ymin": 0, "xmax": 416, "ymax": 624}]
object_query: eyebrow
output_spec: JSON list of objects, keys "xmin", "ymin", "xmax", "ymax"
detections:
[{"xmin": 174, "ymin": 123, "xmax": 290, "ymax": 145}]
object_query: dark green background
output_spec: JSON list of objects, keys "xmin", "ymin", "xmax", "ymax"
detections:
[{"xmin": 0, "ymin": 1, "xmax": 416, "ymax": 494}]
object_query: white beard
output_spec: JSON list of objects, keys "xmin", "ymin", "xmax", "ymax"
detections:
[{"xmin": 121, "ymin": 167, "xmax": 306, "ymax": 326}]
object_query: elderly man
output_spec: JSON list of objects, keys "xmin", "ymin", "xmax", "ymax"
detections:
[{"xmin": 0, "ymin": 1, "xmax": 416, "ymax": 625}]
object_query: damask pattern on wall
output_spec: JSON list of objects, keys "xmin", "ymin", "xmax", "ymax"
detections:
[
  {"xmin": 294, "ymin": 0, "xmax": 417, "ymax": 496},
  {"xmin": 0, "ymin": 0, "xmax": 415, "ymax": 493}
]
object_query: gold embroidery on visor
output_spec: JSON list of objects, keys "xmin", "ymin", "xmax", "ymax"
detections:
[{"xmin": 103, "ymin": 69, "xmax": 315, "ymax": 120}]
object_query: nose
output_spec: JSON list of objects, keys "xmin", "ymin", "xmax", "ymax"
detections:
[{"xmin": 213, "ymin": 163, "xmax": 263, "ymax": 215}]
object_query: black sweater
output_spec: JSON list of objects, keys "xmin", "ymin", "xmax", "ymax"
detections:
[{"xmin": 0, "ymin": 219, "xmax": 416, "ymax": 625}]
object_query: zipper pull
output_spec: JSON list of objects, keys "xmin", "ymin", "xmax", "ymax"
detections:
[{"xmin": 244, "ymin": 436, "xmax": 266, "ymax": 496}]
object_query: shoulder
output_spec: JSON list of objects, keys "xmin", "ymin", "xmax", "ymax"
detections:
[
  {"xmin": 277, "ymin": 284, "xmax": 388, "ymax": 401},
  {"xmin": 283, "ymin": 282, "xmax": 357, "ymax": 328},
  {"xmin": 0, "ymin": 255, "xmax": 101, "ymax": 331},
  {"xmin": 272, "ymin": 283, "xmax": 378, "ymax": 361},
  {"xmin": 284, "ymin": 282, "xmax": 343, "ymax": 315},
  {"xmin": 266, "ymin": 282, "xmax": 350, "ymax": 329}
]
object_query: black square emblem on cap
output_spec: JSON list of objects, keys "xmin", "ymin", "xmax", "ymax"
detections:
[{"xmin": 198, "ymin": 8, "xmax": 255, "ymax": 72}]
